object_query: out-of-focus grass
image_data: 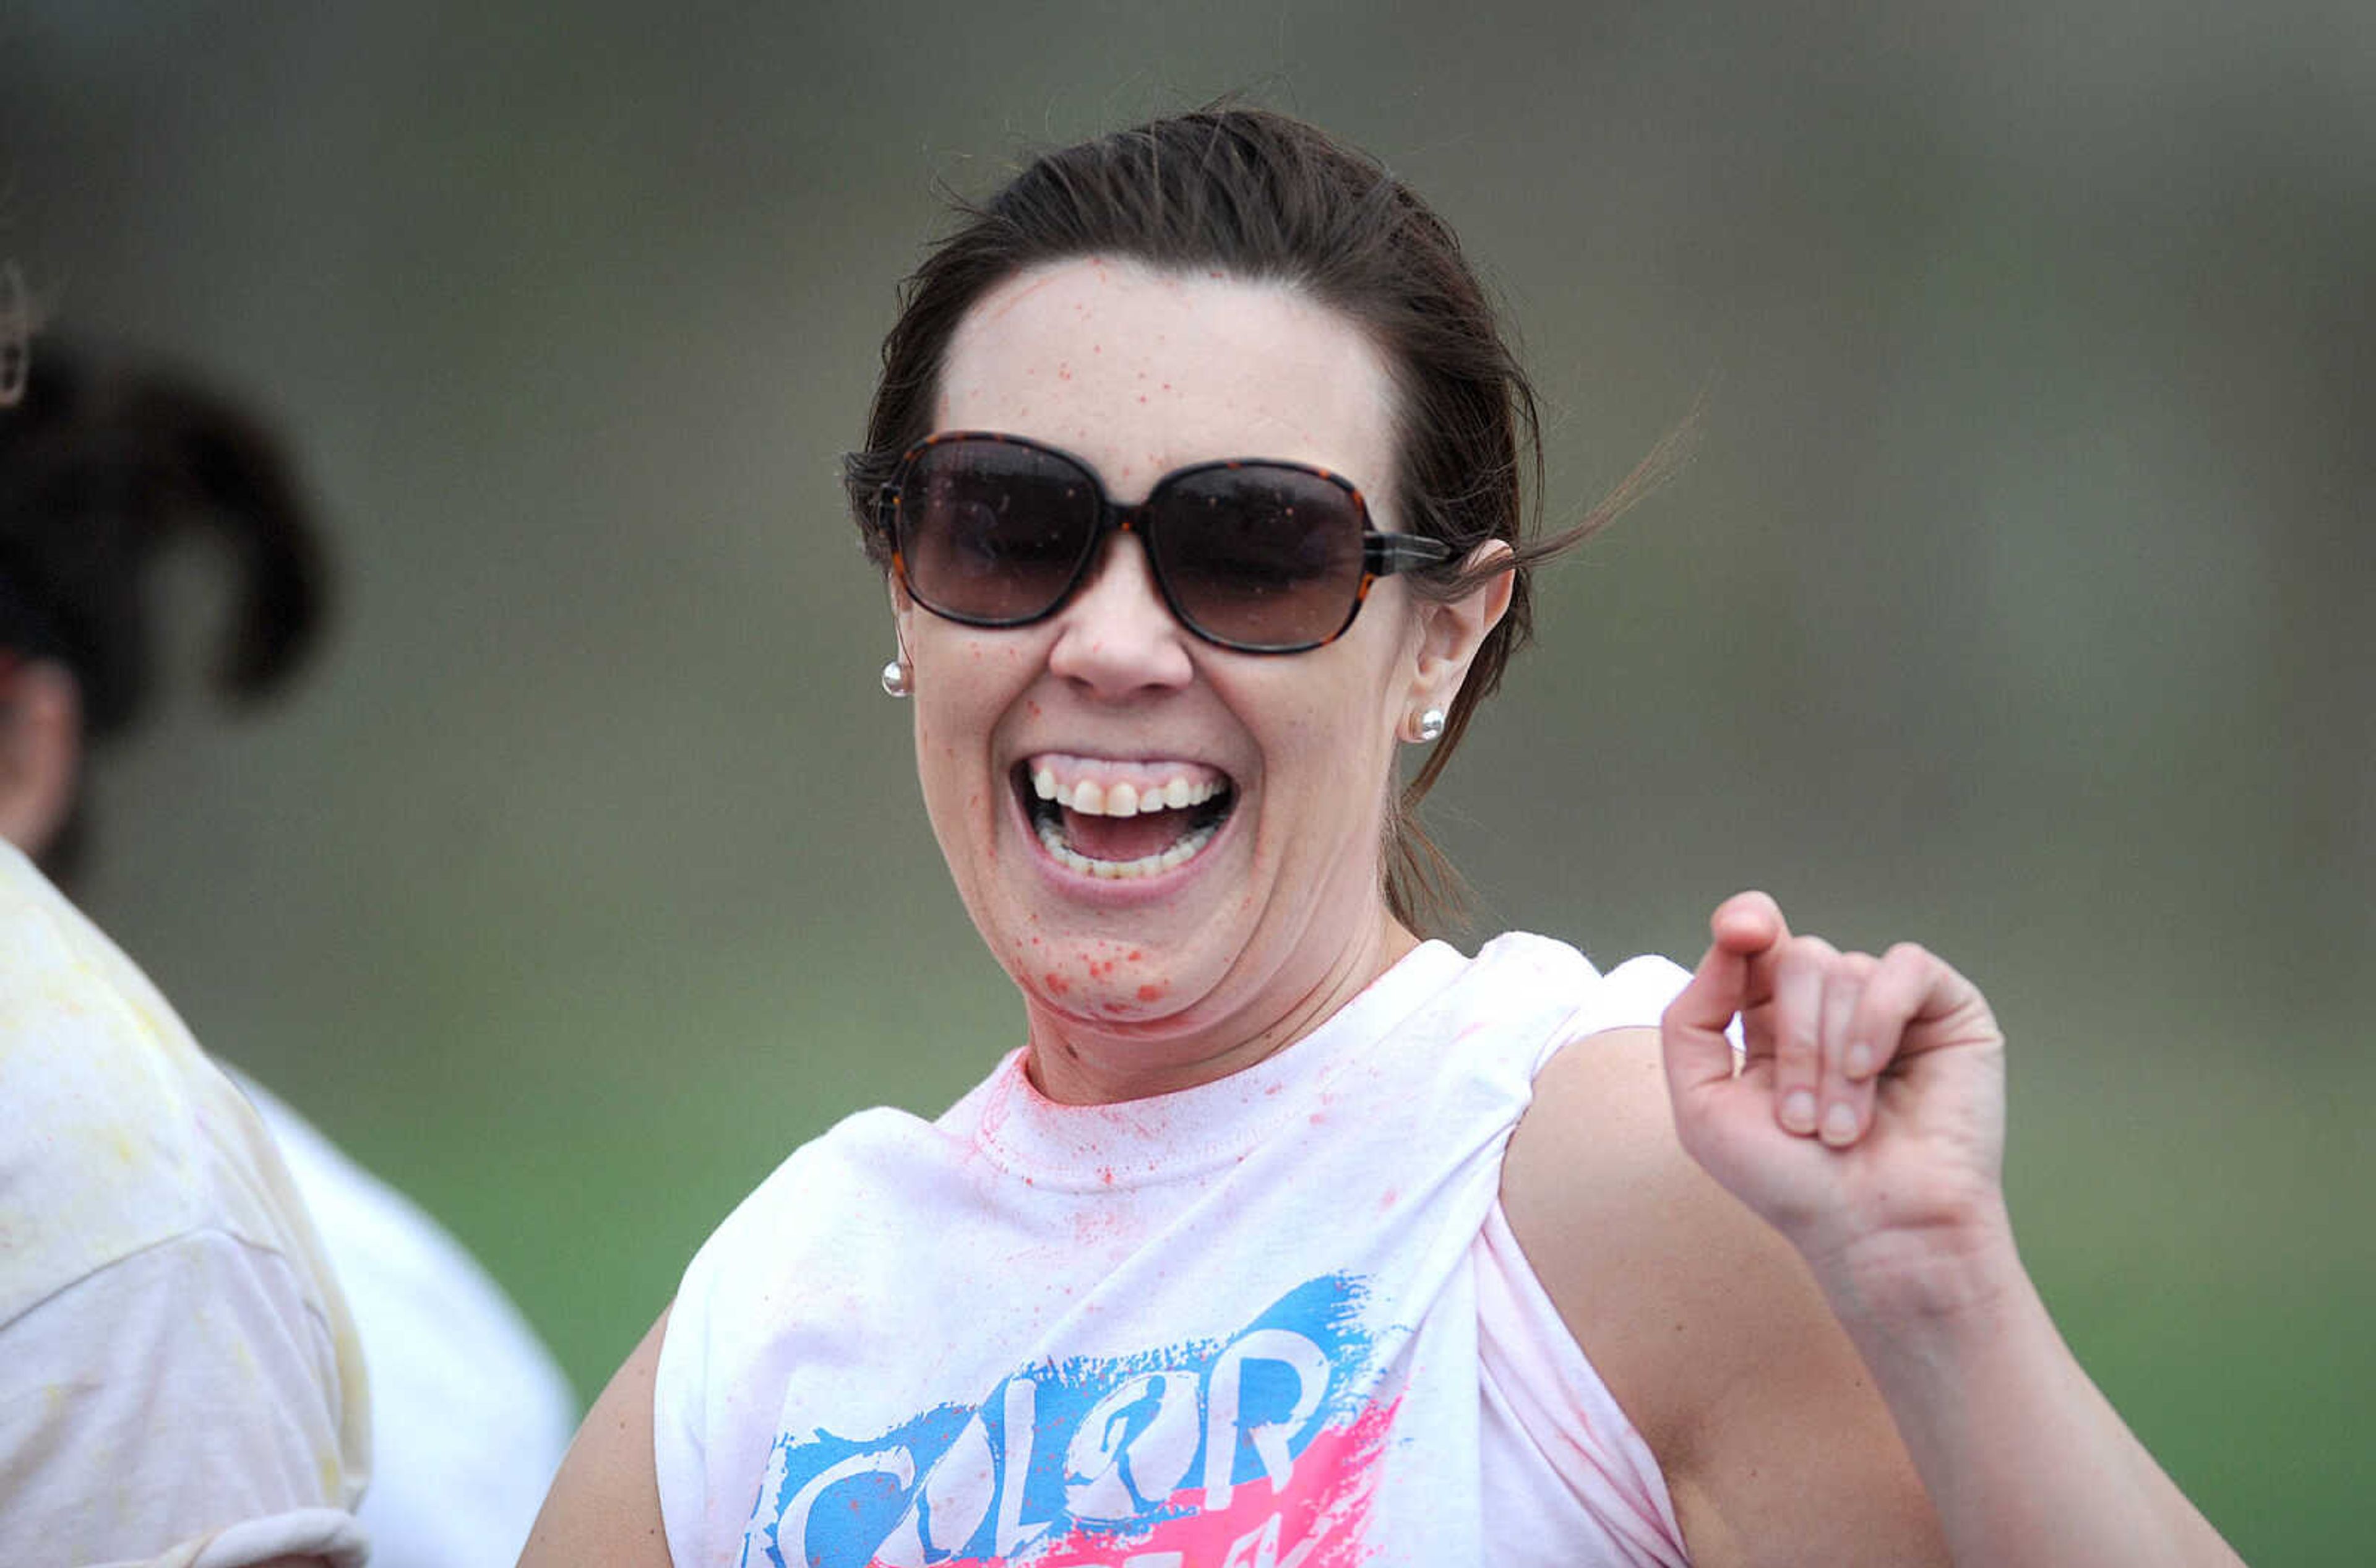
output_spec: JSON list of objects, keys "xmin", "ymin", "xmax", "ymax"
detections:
[{"xmin": 2012, "ymin": 1046, "xmax": 2373, "ymax": 1566}]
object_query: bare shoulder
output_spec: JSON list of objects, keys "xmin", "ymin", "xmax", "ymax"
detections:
[
  {"xmin": 1502, "ymin": 1028, "xmax": 1946, "ymax": 1565},
  {"xmin": 518, "ymin": 1306, "xmax": 676, "ymax": 1568},
  {"xmin": 1501, "ymin": 1027, "xmax": 1781, "ymax": 1461}
]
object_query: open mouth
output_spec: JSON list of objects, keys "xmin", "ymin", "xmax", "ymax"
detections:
[{"xmin": 1017, "ymin": 754, "xmax": 1237, "ymax": 881}]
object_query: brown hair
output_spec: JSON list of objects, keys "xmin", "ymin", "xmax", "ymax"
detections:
[{"xmin": 846, "ymin": 106, "xmax": 1674, "ymax": 934}]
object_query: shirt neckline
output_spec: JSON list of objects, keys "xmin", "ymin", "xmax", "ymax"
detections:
[{"xmin": 963, "ymin": 940, "xmax": 1470, "ymax": 1191}]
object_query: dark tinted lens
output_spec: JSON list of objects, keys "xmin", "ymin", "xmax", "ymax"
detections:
[
  {"xmin": 1147, "ymin": 464, "xmax": 1367, "ymax": 649},
  {"xmin": 895, "ymin": 440, "xmax": 1101, "ymax": 623}
]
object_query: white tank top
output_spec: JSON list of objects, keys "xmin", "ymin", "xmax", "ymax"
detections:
[{"xmin": 655, "ymin": 933, "xmax": 1695, "ymax": 1566}]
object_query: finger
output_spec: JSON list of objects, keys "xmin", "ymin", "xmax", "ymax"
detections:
[
  {"xmin": 1663, "ymin": 890, "xmax": 1791, "ymax": 1100},
  {"xmin": 1847, "ymin": 939, "xmax": 1991, "ymax": 1068},
  {"xmin": 1817, "ymin": 952, "xmax": 1879, "ymax": 1147},
  {"xmin": 1710, "ymin": 891, "xmax": 1791, "ymax": 1067},
  {"xmin": 1708, "ymin": 889, "xmax": 1789, "ymax": 959},
  {"xmin": 1846, "ymin": 941, "xmax": 1938, "ymax": 1077},
  {"xmin": 1770, "ymin": 937, "xmax": 1836, "ymax": 1135},
  {"xmin": 1661, "ymin": 936, "xmax": 1751, "ymax": 1101}
]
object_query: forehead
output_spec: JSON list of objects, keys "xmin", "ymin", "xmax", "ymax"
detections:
[{"xmin": 932, "ymin": 257, "xmax": 1400, "ymax": 507}]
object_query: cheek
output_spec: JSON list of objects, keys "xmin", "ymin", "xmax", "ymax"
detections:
[
  {"xmin": 1275, "ymin": 698, "xmax": 1399, "ymax": 799},
  {"xmin": 912, "ymin": 641, "xmax": 1037, "ymax": 764}
]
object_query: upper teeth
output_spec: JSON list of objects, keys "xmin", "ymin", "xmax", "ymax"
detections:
[{"xmin": 1032, "ymin": 770, "xmax": 1220, "ymax": 816}]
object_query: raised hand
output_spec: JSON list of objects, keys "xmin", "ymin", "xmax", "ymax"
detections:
[
  {"xmin": 1658, "ymin": 894, "xmax": 2249, "ymax": 1565},
  {"xmin": 1659, "ymin": 890, "xmax": 2010, "ymax": 1292}
]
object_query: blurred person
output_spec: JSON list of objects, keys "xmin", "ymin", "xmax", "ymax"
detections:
[
  {"xmin": 2, "ymin": 329, "xmax": 366, "ymax": 1566},
  {"xmin": 527, "ymin": 109, "xmax": 2243, "ymax": 1565},
  {"xmin": 0, "ymin": 342, "xmax": 577, "ymax": 1565},
  {"xmin": 1, "ymin": 840, "xmax": 371, "ymax": 1567}
]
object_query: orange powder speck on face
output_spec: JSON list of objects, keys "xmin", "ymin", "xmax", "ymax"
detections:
[
  {"xmin": 1126, "ymin": 950, "xmax": 1142, "ymax": 962},
  {"xmin": 1043, "ymin": 973, "xmax": 1071, "ymax": 996},
  {"xmin": 1137, "ymin": 983, "xmax": 1167, "ymax": 1002}
]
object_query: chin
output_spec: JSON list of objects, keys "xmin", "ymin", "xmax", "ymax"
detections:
[{"xmin": 997, "ymin": 893, "xmax": 1220, "ymax": 1028}]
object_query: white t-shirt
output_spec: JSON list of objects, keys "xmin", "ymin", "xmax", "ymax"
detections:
[
  {"xmin": 231, "ymin": 1074, "xmax": 579, "ymax": 1568},
  {"xmin": 656, "ymin": 933, "xmax": 1697, "ymax": 1567},
  {"xmin": 0, "ymin": 843, "xmax": 371, "ymax": 1568}
]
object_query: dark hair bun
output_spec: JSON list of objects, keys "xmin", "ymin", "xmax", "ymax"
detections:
[{"xmin": 0, "ymin": 342, "xmax": 329, "ymax": 738}]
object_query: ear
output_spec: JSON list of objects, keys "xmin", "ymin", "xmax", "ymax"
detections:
[
  {"xmin": 0, "ymin": 657, "xmax": 85, "ymax": 858},
  {"xmin": 886, "ymin": 572, "xmax": 918, "ymax": 660},
  {"xmin": 1405, "ymin": 540, "xmax": 1515, "ymax": 719}
]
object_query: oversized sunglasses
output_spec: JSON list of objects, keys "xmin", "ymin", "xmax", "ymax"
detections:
[{"xmin": 882, "ymin": 431, "xmax": 1453, "ymax": 654}]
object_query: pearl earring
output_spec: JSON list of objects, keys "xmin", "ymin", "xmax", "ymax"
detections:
[
  {"xmin": 1413, "ymin": 707, "xmax": 1446, "ymax": 743},
  {"xmin": 880, "ymin": 658, "xmax": 913, "ymax": 698}
]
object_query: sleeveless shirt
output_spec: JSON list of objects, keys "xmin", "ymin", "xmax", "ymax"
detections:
[{"xmin": 655, "ymin": 934, "xmax": 1695, "ymax": 1567}]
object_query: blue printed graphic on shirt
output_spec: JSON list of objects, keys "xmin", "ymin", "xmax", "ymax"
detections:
[{"xmin": 738, "ymin": 1273, "xmax": 1397, "ymax": 1568}]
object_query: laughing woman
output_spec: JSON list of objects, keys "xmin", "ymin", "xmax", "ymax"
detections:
[{"xmin": 525, "ymin": 109, "xmax": 2242, "ymax": 1566}]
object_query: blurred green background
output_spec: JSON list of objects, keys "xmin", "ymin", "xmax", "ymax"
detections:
[{"xmin": 6, "ymin": 3, "xmax": 2369, "ymax": 1558}]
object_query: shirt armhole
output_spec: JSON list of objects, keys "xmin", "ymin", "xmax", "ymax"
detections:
[
  {"xmin": 1475, "ymin": 1199, "xmax": 1693, "ymax": 1567},
  {"xmin": 1542, "ymin": 953, "xmax": 1739, "ymax": 1075},
  {"xmin": 652, "ymin": 1260, "xmax": 710, "ymax": 1568}
]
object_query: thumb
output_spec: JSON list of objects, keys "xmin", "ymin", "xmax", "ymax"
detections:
[
  {"xmin": 1661, "ymin": 934, "xmax": 1749, "ymax": 1101},
  {"xmin": 1660, "ymin": 892, "xmax": 1786, "ymax": 1100}
]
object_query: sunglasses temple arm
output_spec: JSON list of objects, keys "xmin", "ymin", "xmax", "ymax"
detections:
[{"xmin": 1366, "ymin": 533, "xmax": 1457, "ymax": 575}]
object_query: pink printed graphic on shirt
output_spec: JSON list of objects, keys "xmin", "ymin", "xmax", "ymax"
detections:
[{"xmin": 738, "ymin": 1275, "xmax": 1395, "ymax": 1568}]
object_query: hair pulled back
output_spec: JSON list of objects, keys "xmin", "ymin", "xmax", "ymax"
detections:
[
  {"xmin": 0, "ymin": 342, "xmax": 329, "ymax": 878},
  {"xmin": 849, "ymin": 106, "xmax": 1654, "ymax": 934}
]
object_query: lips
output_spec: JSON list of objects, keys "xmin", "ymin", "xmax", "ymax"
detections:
[{"xmin": 1018, "ymin": 753, "xmax": 1236, "ymax": 880}]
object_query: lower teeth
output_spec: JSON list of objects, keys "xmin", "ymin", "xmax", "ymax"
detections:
[{"xmin": 1035, "ymin": 814, "xmax": 1220, "ymax": 879}]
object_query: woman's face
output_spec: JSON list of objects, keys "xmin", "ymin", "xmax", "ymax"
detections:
[{"xmin": 901, "ymin": 256, "xmax": 1494, "ymax": 1103}]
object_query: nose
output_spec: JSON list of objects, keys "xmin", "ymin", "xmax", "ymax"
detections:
[{"xmin": 1044, "ymin": 531, "xmax": 1196, "ymax": 698}]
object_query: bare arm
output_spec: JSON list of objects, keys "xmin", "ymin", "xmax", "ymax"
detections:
[
  {"xmin": 1659, "ymin": 892, "xmax": 2244, "ymax": 1566},
  {"xmin": 518, "ymin": 1307, "xmax": 674, "ymax": 1568},
  {"xmin": 1505, "ymin": 1029, "xmax": 1949, "ymax": 1566}
]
